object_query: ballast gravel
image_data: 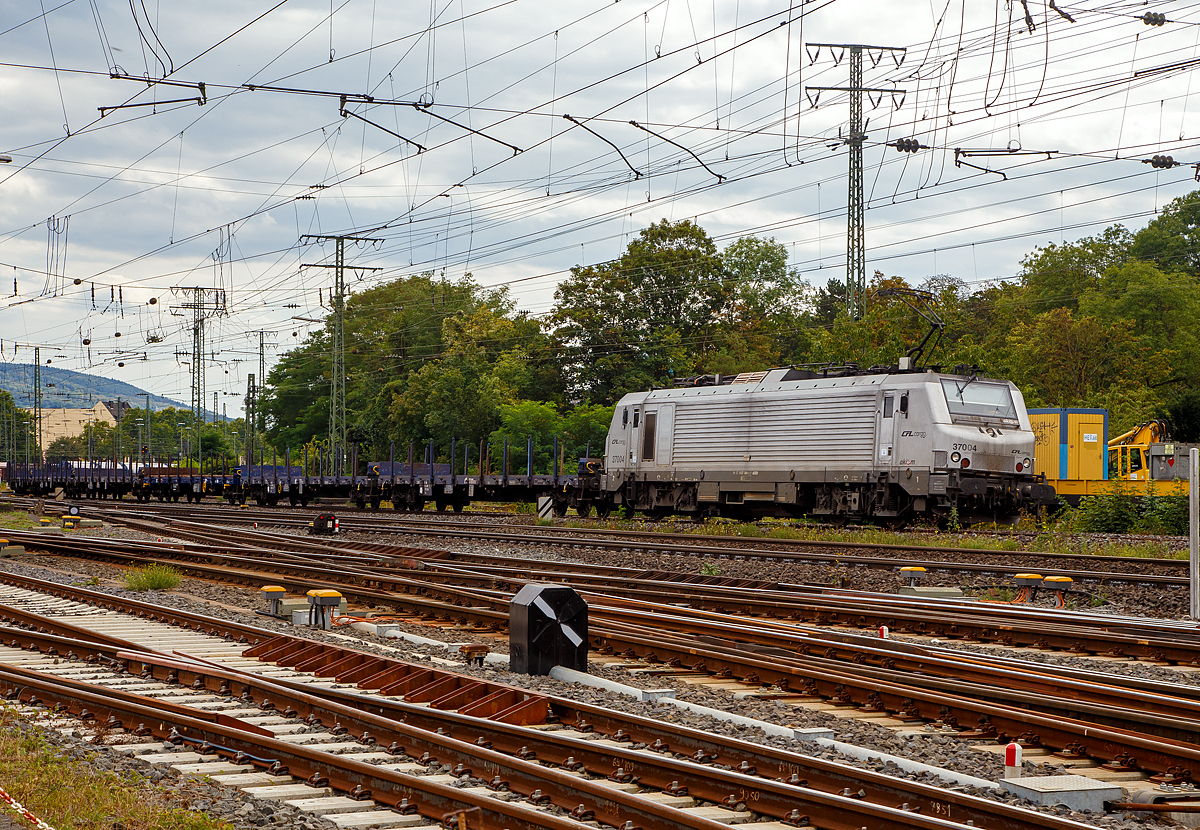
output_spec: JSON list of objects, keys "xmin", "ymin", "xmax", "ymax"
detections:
[{"xmin": 0, "ymin": 550, "xmax": 1177, "ymax": 830}]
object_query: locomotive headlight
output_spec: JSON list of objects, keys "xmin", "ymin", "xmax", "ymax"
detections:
[
  {"xmin": 950, "ymin": 451, "xmax": 961, "ymax": 463},
  {"xmin": 1023, "ymin": 457, "xmax": 1031, "ymax": 468}
]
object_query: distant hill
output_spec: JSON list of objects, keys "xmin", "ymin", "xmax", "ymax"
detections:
[{"xmin": 0, "ymin": 363, "xmax": 187, "ymax": 412}]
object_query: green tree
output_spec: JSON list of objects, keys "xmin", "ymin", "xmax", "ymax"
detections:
[
  {"xmin": 488, "ymin": 401, "xmax": 562, "ymax": 474},
  {"xmin": 0, "ymin": 390, "xmax": 33, "ymax": 463},
  {"xmin": 388, "ymin": 358, "xmax": 501, "ymax": 451},
  {"xmin": 1129, "ymin": 189, "xmax": 1200, "ymax": 274},
  {"xmin": 1018, "ymin": 226, "xmax": 1132, "ymax": 311},
  {"xmin": 46, "ymin": 435, "xmax": 86, "ymax": 462},
  {"xmin": 561, "ymin": 403, "xmax": 615, "ymax": 460},
  {"xmin": 712, "ymin": 236, "xmax": 815, "ymax": 372},
  {"xmin": 1004, "ymin": 308, "xmax": 1172, "ymax": 430},
  {"xmin": 262, "ymin": 273, "xmax": 560, "ymax": 455},
  {"xmin": 551, "ymin": 219, "xmax": 726, "ymax": 402}
]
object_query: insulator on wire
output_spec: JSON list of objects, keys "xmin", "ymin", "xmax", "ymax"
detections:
[
  {"xmin": 1146, "ymin": 154, "xmax": 1177, "ymax": 169},
  {"xmin": 893, "ymin": 138, "xmax": 921, "ymax": 153},
  {"xmin": 1142, "ymin": 12, "xmax": 1166, "ymax": 25}
]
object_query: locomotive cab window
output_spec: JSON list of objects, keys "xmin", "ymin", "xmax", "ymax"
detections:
[
  {"xmin": 632, "ymin": 409, "xmax": 640, "ymax": 428},
  {"xmin": 883, "ymin": 396, "xmax": 894, "ymax": 418},
  {"xmin": 641, "ymin": 412, "xmax": 657, "ymax": 461},
  {"xmin": 941, "ymin": 379, "xmax": 1018, "ymax": 424}
]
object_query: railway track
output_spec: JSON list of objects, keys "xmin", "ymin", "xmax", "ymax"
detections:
[
  {"xmin": 5, "ymin": 516, "xmax": 1198, "ymax": 663},
  {"xmin": 3, "ymin": 517, "xmax": 1200, "ymax": 784},
  {"xmin": 0, "ymin": 575, "xmax": 1109, "ymax": 830},
  {"xmin": 9, "ymin": 496, "xmax": 1189, "ymax": 589}
]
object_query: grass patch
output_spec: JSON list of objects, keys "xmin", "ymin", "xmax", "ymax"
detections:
[
  {"xmin": 124, "ymin": 564, "xmax": 182, "ymax": 592},
  {"xmin": 0, "ymin": 707, "xmax": 234, "ymax": 830},
  {"xmin": 0, "ymin": 511, "xmax": 38, "ymax": 531}
]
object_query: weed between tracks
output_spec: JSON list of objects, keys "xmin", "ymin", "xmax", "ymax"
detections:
[
  {"xmin": 0, "ymin": 707, "xmax": 233, "ymax": 830},
  {"xmin": 123, "ymin": 564, "xmax": 182, "ymax": 592}
]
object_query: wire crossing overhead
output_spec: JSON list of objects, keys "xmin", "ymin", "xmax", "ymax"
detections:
[
  {"xmin": 300, "ymin": 235, "xmax": 382, "ymax": 477},
  {"xmin": 806, "ymin": 43, "xmax": 906, "ymax": 321}
]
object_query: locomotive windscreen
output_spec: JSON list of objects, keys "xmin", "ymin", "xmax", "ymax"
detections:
[{"xmin": 941, "ymin": 379, "xmax": 1018, "ymax": 424}]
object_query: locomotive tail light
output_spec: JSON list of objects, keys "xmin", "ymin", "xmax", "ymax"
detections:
[
  {"xmin": 950, "ymin": 451, "xmax": 961, "ymax": 463},
  {"xmin": 960, "ymin": 457, "xmax": 970, "ymax": 468},
  {"xmin": 1015, "ymin": 462, "xmax": 1023, "ymax": 472}
]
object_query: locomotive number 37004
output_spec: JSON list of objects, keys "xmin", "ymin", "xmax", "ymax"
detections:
[{"xmin": 952, "ymin": 443, "xmax": 978, "ymax": 452}]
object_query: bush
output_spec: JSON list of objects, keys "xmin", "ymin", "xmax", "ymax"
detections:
[
  {"xmin": 1074, "ymin": 480, "xmax": 1189, "ymax": 535},
  {"xmin": 124, "ymin": 564, "xmax": 182, "ymax": 591}
]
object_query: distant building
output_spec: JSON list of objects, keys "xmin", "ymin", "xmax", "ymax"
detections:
[{"xmin": 23, "ymin": 400, "xmax": 124, "ymax": 445}]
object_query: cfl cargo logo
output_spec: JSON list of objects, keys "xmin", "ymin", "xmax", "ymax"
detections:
[{"xmin": 900, "ymin": 430, "xmax": 926, "ymax": 438}]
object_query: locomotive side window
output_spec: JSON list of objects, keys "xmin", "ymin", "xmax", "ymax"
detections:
[
  {"xmin": 883, "ymin": 396, "xmax": 894, "ymax": 418},
  {"xmin": 941, "ymin": 379, "xmax": 1017, "ymax": 423},
  {"xmin": 633, "ymin": 409, "xmax": 640, "ymax": 428},
  {"xmin": 642, "ymin": 412, "xmax": 657, "ymax": 461}
]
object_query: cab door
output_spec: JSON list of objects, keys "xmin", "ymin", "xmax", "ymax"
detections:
[
  {"xmin": 629, "ymin": 406, "xmax": 641, "ymax": 465},
  {"xmin": 878, "ymin": 391, "xmax": 901, "ymax": 468}
]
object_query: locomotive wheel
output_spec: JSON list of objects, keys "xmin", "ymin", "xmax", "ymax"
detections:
[
  {"xmin": 355, "ymin": 498, "xmax": 367, "ymax": 510},
  {"xmin": 453, "ymin": 502, "xmax": 464, "ymax": 513},
  {"xmin": 552, "ymin": 500, "xmax": 568, "ymax": 518},
  {"xmin": 644, "ymin": 507, "xmax": 669, "ymax": 521},
  {"xmin": 300, "ymin": 497, "xmax": 309, "ymax": 507},
  {"xmin": 594, "ymin": 502, "xmax": 613, "ymax": 519},
  {"xmin": 436, "ymin": 500, "xmax": 447, "ymax": 512},
  {"xmin": 370, "ymin": 498, "xmax": 382, "ymax": 511},
  {"xmin": 575, "ymin": 502, "xmax": 592, "ymax": 518}
]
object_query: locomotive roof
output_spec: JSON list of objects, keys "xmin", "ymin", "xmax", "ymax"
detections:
[{"xmin": 662, "ymin": 364, "xmax": 1006, "ymax": 391}]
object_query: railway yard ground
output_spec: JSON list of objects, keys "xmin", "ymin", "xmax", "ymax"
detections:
[{"xmin": 0, "ymin": 495, "xmax": 1198, "ymax": 830}]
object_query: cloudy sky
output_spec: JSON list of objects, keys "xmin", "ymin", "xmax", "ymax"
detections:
[{"xmin": 2, "ymin": 0, "xmax": 1198, "ymax": 416}]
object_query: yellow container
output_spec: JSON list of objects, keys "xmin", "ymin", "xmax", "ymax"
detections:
[{"xmin": 1028, "ymin": 408, "xmax": 1107, "ymax": 482}]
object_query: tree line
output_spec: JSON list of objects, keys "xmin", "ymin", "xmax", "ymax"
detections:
[{"xmin": 245, "ymin": 188, "xmax": 1200, "ymax": 459}]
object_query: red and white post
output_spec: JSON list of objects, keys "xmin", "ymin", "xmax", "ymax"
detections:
[{"xmin": 1004, "ymin": 742, "xmax": 1023, "ymax": 779}]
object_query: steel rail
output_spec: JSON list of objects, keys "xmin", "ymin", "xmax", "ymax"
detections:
[
  {"xmin": 0, "ymin": 611, "xmax": 1095, "ymax": 830},
  {"xmin": 153, "ymin": 650, "xmax": 1095, "ymax": 830},
  {"xmin": 577, "ymin": 599, "xmax": 1200, "ymax": 723},
  {"xmin": 49, "ymin": 514, "xmax": 1200, "ymax": 648},
  {"xmin": 141, "ymin": 511, "xmax": 1188, "ymax": 586},
  {"xmin": 7, "ymin": 525, "xmax": 1200, "ymax": 668},
  {"xmin": 0, "ymin": 531, "xmax": 514, "ymax": 628},
  {"xmin": 585, "ymin": 620, "xmax": 1200, "ymax": 779},
  {"xmin": 9, "ymin": 556, "xmax": 1200, "ymax": 758},
  {"xmin": 77, "ymin": 500, "xmax": 1189, "ymax": 574},
  {"xmin": 0, "ymin": 667, "xmax": 640, "ymax": 830}
]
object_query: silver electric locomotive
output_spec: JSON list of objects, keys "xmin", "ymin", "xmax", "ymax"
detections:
[{"xmin": 598, "ymin": 365, "xmax": 1056, "ymax": 524}]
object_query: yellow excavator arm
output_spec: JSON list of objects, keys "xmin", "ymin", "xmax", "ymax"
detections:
[{"xmin": 1107, "ymin": 419, "xmax": 1170, "ymax": 447}]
